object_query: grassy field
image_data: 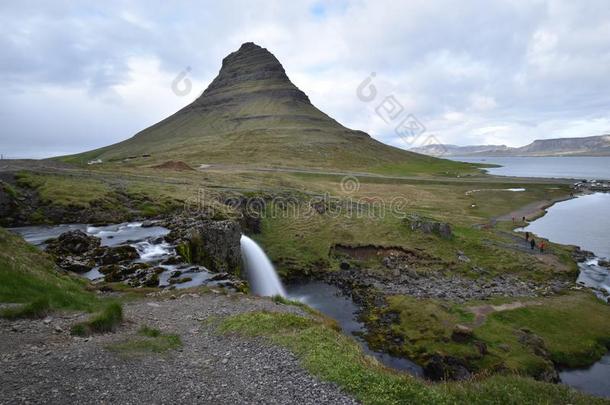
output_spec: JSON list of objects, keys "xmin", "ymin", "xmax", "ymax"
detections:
[
  {"xmin": 220, "ymin": 311, "xmax": 606, "ymax": 405},
  {"xmin": 364, "ymin": 292, "xmax": 610, "ymax": 380},
  {"xmin": 0, "ymin": 227, "xmax": 101, "ymax": 314}
]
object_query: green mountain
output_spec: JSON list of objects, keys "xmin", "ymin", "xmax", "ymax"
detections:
[{"xmin": 66, "ymin": 42, "xmax": 473, "ymax": 175}]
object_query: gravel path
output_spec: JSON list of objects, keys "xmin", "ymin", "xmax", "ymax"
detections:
[{"xmin": 0, "ymin": 292, "xmax": 357, "ymax": 404}]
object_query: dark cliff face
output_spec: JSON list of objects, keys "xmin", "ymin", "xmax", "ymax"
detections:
[{"xmin": 191, "ymin": 42, "xmax": 310, "ymax": 109}]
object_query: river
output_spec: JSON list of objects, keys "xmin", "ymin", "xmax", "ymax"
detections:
[
  {"xmin": 519, "ymin": 193, "xmax": 610, "ymax": 398},
  {"xmin": 449, "ymin": 156, "xmax": 610, "ymax": 180},
  {"xmin": 288, "ymin": 281, "xmax": 423, "ymax": 376}
]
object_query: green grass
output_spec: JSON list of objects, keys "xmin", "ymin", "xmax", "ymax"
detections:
[
  {"xmin": 108, "ymin": 325, "xmax": 182, "ymax": 354},
  {"xmin": 0, "ymin": 227, "xmax": 101, "ymax": 312},
  {"xmin": 220, "ymin": 311, "xmax": 604, "ymax": 405},
  {"xmin": 0, "ymin": 297, "xmax": 50, "ymax": 319},
  {"xmin": 0, "ymin": 180, "xmax": 19, "ymax": 198},
  {"xmin": 364, "ymin": 292, "xmax": 610, "ymax": 379},
  {"xmin": 15, "ymin": 171, "xmax": 111, "ymax": 207},
  {"xmin": 479, "ymin": 293, "xmax": 610, "ymax": 368},
  {"xmin": 70, "ymin": 302, "xmax": 123, "ymax": 336}
]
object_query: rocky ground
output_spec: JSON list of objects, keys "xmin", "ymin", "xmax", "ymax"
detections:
[
  {"xmin": 329, "ymin": 267, "xmax": 572, "ymax": 303},
  {"xmin": 0, "ymin": 292, "xmax": 357, "ymax": 405}
]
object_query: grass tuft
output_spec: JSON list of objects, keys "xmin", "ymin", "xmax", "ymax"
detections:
[
  {"xmin": 71, "ymin": 302, "xmax": 123, "ymax": 336},
  {"xmin": 0, "ymin": 297, "xmax": 50, "ymax": 319},
  {"xmin": 108, "ymin": 325, "xmax": 182, "ymax": 354}
]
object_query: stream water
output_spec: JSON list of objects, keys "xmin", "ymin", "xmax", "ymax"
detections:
[
  {"xmin": 10, "ymin": 222, "xmax": 216, "ymax": 289},
  {"xmin": 519, "ymin": 193, "xmax": 610, "ymax": 398},
  {"xmin": 288, "ymin": 281, "xmax": 423, "ymax": 376}
]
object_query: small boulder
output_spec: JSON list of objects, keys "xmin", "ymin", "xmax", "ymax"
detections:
[
  {"xmin": 451, "ymin": 324, "xmax": 473, "ymax": 343},
  {"xmin": 57, "ymin": 257, "xmax": 94, "ymax": 273},
  {"xmin": 98, "ymin": 245, "xmax": 139, "ymax": 265},
  {"xmin": 424, "ymin": 354, "xmax": 471, "ymax": 381},
  {"xmin": 45, "ymin": 230, "xmax": 101, "ymax": 255}
]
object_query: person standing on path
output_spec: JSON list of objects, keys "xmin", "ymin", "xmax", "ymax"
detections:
[
  {"xmin": 539, "ymin": 241, "xmax": 545, "ymax": 253},
  {"xmin": 525, "ymin": 231, "xmax": 530, "ymax": 242},
  {"xmin": 530, "ymin": 238, "xmax": 536, "ymax": 250}
]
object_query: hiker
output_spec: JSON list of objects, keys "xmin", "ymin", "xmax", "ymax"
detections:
[
  {"xmin": 530, "ymin": 238, "xmax": 536, "ymax": 250},
  {"xmin": 525, "ymin": 231, "xmax": 530, "ymax": 242},
  {"xmin": 539, "ymin": 241, "xmax": 545, "ymax": 253},
  {"xmin": 512, "ymin": 216, "xmax": 515, "ymax": 223},
  {"xmin": 522, "ymin": 216, "xmax": 526, "ymax": 222}
]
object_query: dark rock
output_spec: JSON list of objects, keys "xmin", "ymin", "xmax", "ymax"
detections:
[
  {"xmin": 169, "ymin": 270, "xmax": 183, "ymax": 278},
  {"xmin": 407, "ymin": 216, "xmax": 453, "ymax": 239},
  {"xmin": 57, "ymin": 257, "xmax": 93, "ymax": 273},
  {"xmin": 598, "ymin": 259, "xmax": 610, "ymax": 269},
  {"xmin": 185, "ymin": 220, "xmax": 242, "ymax": 275},
  {"xmin": 209, "ymin": 272, "xmax": 230, "ymax": 281},
  {"xmin": 517, "ymin": 328, "xmax": 549, "ymax": 358},
  {"xmin": 340, "ymin": 261, "xmax": 350, "ymax": 270},
  {"xmin": 474, "ymin": 341, "xmax": 488, "ymax": 356},
  {"xmin": 45, "ymin": 230, "xmax": 101, "ymax": 256},
  {"xmin": 240, "ymin": 210, "xmax": 262, "ymax": 234},
  {"xmin": 424, "ymin": 354, "xmax": 471, "ymax": 381},
  {"xmin": 457, "ymin": 251, "xmax": 470, "ymax": 263},
  {"xmin": 169, "ymin": 277, "xmax": 192, "ymax": 285},
  {"xmin": 572, "ymin": 247, "xmax": 595, "ymax": 263},
  {"xmin": 451, "ymin": 324, "xmax": 473, "ymax": 343},
  {"xmin": 161, "ymin": 256, "xmax": 182, "ymax": 265},
  {"xmin": 98, "ymin": 245, "xmax": 139, "ymax": 265},
  {"xmin": 99, "ymin": 264, "xmax": 121, "ymax": 275}
]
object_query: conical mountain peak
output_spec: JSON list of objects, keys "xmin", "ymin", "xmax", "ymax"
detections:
[
  {"xmin": 196, "ymin": 42, "xmax": 309, "ymax": 104},
  {"xmin": 75, "ymin": 42, "xmax": 433, "ymax": 172}
]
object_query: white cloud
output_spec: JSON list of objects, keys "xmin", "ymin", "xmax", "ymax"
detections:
[{"xmin": 1, "ymin": 0, "xmax": 610, "ymax": 157}]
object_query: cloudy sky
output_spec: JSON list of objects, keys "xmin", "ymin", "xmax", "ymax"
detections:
[{"xmin": 2, "ymin": 0, "xmax": 610, "ymax": 158}]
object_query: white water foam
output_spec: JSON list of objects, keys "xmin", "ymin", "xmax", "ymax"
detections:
[{"xmin": 240, "ymin": 235, "xmax": 286, "ymax": 297}]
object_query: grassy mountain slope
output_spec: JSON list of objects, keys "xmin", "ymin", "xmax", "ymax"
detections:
[{"xmin": 62, "ymin": 43, "xmax": 478, "ymax": 176}]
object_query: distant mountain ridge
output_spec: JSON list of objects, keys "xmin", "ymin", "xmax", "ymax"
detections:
[{"xmin": 411, "ymin": 135, "xmax": 610, "ymax": 157}]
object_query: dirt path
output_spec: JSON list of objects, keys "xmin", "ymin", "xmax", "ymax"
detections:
[
  {"xmin": 495, "ymin": 195, "xmax": 574, "ymax": 223},
  {"xmin": 468, "ymin": 301, "xmax": 540, "ymax": 327},
  {"xmin": 0, "ymin": 292, "xmax": 357, "ymax": 405}
]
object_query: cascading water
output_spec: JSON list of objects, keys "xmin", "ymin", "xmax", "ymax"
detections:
[{"xmin": 240, "ymin": 235, "xmax": 286, "ymax": 297}]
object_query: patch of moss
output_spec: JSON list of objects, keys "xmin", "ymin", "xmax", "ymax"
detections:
[
  {"xmin": 176, "ymin": 242, "xmax": 192, "ymax": 263},
  {"xmin": 108, "ymin": 325, "xmax": 182, "ymax": 354}
]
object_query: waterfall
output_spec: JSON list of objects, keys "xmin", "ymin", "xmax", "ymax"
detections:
[{"xmin": 240, "ymin": 235, "xmax": 286, "ymax": 297}]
